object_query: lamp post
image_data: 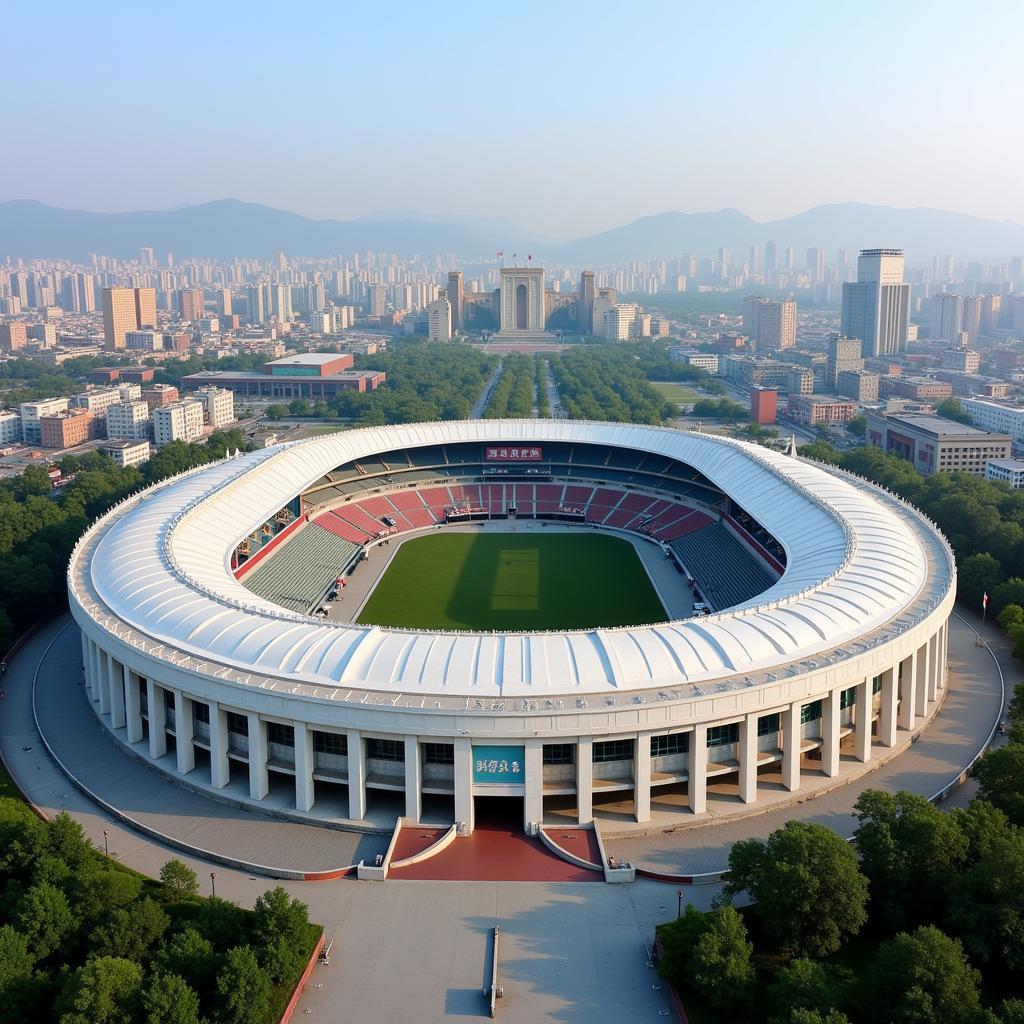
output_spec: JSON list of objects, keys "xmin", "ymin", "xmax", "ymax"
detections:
[
  {"xmin": 102, "ymin": 829, "xmax": 109, "ymax": 857},
  {"xmin": 676, "ymin": 889, "xmax": 684, "ymax": 919},
  {"xmin": 210, "ymin": 871, "xmax": 217, "ymax": 898}
]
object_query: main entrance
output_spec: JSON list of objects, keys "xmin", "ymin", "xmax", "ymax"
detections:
[{"xmin": 474, "ymin": 794, "xmax": 525, "ymax": 831}]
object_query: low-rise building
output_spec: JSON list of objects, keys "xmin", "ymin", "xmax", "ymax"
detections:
[
  {"xmin": 0, "ymin": 409, "xmax": 22, "ymax": 444},
  {"xmin": 865, "ymin": 411, "xmax": 1012, "ymax": 475},
  {"xmin": 0, "ymin": 322, "xmax": 28, "ymax": 352},
  {"xmin": 941, "ymin": 349, "xmax": 981, "ymax": 373},
  {"xmin": 142, "ymin": 384, "xmax": 180, "ymax": 411},
  {"xmin": 962, "ymin": 398, "xmax": 1024, "ymax": 442},
  {"xmin": 40, "ymin": 408, "xmax": 94, "ymax": 449},
  {"xmin": 836, "ymin": 369, "xmax": 880, "ymax": 404},
  {"xmin": 750, "ymin": 386, "xmax": 777, "ymax": 425},
  {"xmin": 985, "ymin": 458, "xmax": 1024, "ymax": 489},
  {"xmin": 670, "ymin": 350, "xmax": 719, "ymax": 374},
  {"xmin": 195, "ymin": 386, "xmax": 235, "ymax": 428},
  {"xmin": 153, "ymin": 399, "xmax": 205, "ymax": 447},
  {"xmin": 786, "ymin": 394, "xmax": 857, "ymax": 426},
  {"xmin": 20, "ymin": 397, "xmax": 69, "ymax": 444},
  {"xmin": 106, "ymin": 401, "xmax": 152, "ymax": 441},
  {"xmin": 99, "ymin": 439, "xmax": 151, "ymax": 468},
  {"xmin": 885, "ymin": 376, "xmax": 954, "ymax": 401}
]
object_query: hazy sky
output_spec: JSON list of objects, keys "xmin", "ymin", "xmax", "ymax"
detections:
[{"xmin": 5, "ymin": 0, "xmax": 1024, "ymax": 238}]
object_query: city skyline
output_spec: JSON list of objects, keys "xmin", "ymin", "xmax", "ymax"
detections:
[{"xmin": 4, "ymin": 0, "xmax": 1024, "ymax": 237}]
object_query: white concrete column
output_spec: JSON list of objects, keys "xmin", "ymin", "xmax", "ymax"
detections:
[
  {"xmin": 80, "ymin": 634, "xmax": 92, "ymax": 697},
  {"xmin": 782, "ymin": 703, "xmax": 802, "ymax": 791},
  {"xmin": 879, "ymin": 666, "xmax": 898, "ymax": 747},
  {"xmin": 936, "ymin": 623, "xmax": 948, "ymax": 694},
  {"xmin": 524, "ymin": 738, "xmax": 544, "ymax": 831},
  {"xmin": 347, "ymin": 728, "xmax": 366, "ymax": 821},
  {"xmin": 915, "ymin": 641, "xmax": 930, "ymax": 717},
  {"xmin": 404, "ymin": 736, "xmax": 421, "ymax": 823},
  {"xmin": 854, "ymin": 678, "xmax": 872, "ymax": 763},
  {"xmin": 96, "ymin": 645, "xmax": 110, "ymax": 714},
  {"xmin": 738, "ymin": 714, "xmax": 758, "ymax": 804},
  {"xmin": 90, "ymin": 640, "xmax": 101, "ymax": 700},
  {"xmin": 898, "ymin": 651, "xmax": 917, "ymax": 731},
  {"xmin": 208, "ymin": 701, "xmax": 229, "ymax": 789},
  {"xmin": 247, "ymin": 712, "xmax": 268, "ymax": 800},
  {"xmin": 634, "ymin": 733, "xmax": 651, "ymax": 823},
  {"xmin": 927, "ymin": 632, "xmax": 940, "ymax": 702},
  {"xmin": 107, "ymin": 654, "xmax": 126, "ymax": 729},
  {"xmin": 125, "ymin": 670, "xmax": 144, "ymax": 744},
  {"xmin": 147, "ymin": 679, "xmax": 167, "ymax": 759},
  {"xmin": 173, "ymin": 690, "xmax": 195, "ymax": 774},
  {"xmin": 688, "ymin": 724, "xmax": 707, "ymax": 814},
  {"xmin": 294, "ymin": 722, "xmax": 314, "ymax": 812},
  {"xmin": 821, "ymin": 689, "xmax": 840, "ymax": 777},
  {"xmin": 453, "ymin": 736, "xmax": 473, "ymax": 833},
  {"xmin": 576, "ymin": 737, "xmax": 593, "ymax": 825}
]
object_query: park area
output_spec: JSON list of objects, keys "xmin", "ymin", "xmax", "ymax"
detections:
[
  {"xmin": 357, "ymin": 531, "xmax": 666, "ymax": 631},
  {"xmin": 651, "ymin": 380, "xmax": 702, "ymax": 406}
]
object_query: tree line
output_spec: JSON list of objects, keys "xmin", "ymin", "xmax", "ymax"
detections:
[
  {"xmin": 483, "ymin": 354, "xmax": 535, "ymax": 418},
  {"xmin": 0, "ymin": 798, "xmax": 320, "ymax": 1024}
]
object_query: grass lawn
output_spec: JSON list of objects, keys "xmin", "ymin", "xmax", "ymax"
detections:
[
  {"xmin": 357, "ymin": 531, "xmax": 667, "ymax": 631},
  {"xmin": 651, "ymin": 381, "xmax": 702, "ymax": 404}
]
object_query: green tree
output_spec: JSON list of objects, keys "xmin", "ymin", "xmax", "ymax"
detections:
[
  {"xmin": 264, "ymin": 404, "xmax": 287, "ymax": 421},
  {"xmin": 688, "ymin": 905, "xmax": 755, "ymax": 1010},
  {"xmin": 56, "ymin": 956, "xmax": 143, "ymax": 1024},
  {"xmin": 73, "ymin": 869, "xmax": 144, "ymax": 928},
  {"xmin": 0, "ymin": 799, "xmax": 45, "ymax": 877},
  {"xmin": 656, "ymin": 904, "xmax": 708, "ymax": 987},
  {"xmin": 140, "ymin": 972, "xmax": 202, "ymax": 1024},
  {"xmin": 955, "ymin": 552, "xmax": 1003, "ymax": 610},
  {"xmin": 997, "ymin": 604, "xmax": 1024, "ymax": 632},
  {"xmin": 937, "ymin": 398, "xmax": 974, "ymax": 425},
  {"xmin": 865, "ymin": 926, "xmax": 981, "ymax": 1024},
  {"xmin": 848, "ymin": 414, "xmax": 867, "ymax": 437},
  {"xmin": 852, "ymin": 789, "xmax": 967, "ymax": 931},
  {"xmin": 0, "ymin": 925, "xmax": 35, "ymax": 993},
  {"xmin": 15, "ymin": 881, "xmax": 75, "ymax": 960},
  {"xmin": 155, "ymin": 927, "xmax": 218, "ymax": 1000},
  {"xmin": 215, "ymin": 947, "xmax": 270, "ymax": 1024},
  {"xmin": 251, "ymin": 887, "xmax": 311, "ymax": 982},
  {"xmin": 89, "ymin": 897, "xmax": 170, "ymax": 963},
  {"xmin": 160, "ymin": 858, "xmax": 199, "ymax": 895},
  {"xmin": 15, "ymin": 464, "xmax": 53, "ymax": 499},
  {"xmin": 998, "ymin": 1000, "xmax": 1024, "ymax": 1024},
  {"xmin": 724, "ymin": 821, "xmax": 868, "ymax": 957},
  {"xmin": 196, "ymin": 896, "xmax": 247, "ymax": 951},
  {"xmin": 797, "ymin": 440, "xmax": 842, "ymax": 465},
  {"xmin": 974, "ymin": 744, "xmax": 1024, "ymax": 825},
  {"xmin": 767, "ymin": 958, "xmax": 843, "ymax": 1023},
  {"xmin": 786, "ymin": 1011, "xmax": 851, "ymax": 1024}
]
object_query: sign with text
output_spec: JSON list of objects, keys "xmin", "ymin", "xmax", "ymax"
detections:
[
  {"xmin": 472, "ymin": 745, "xmax": 525, "ymax": 784},
  {"xmin": 485, "ymin": 446, "xmax": 543, "ymax": 462}
]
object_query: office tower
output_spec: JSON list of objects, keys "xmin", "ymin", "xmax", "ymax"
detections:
[
  {"xmin": 592, "ymin": 288, "xmax": 617, "ymax": 336},
  {"xmin": 933, "ymin": 254, "xmax": 955, "ymax": 282},
  {"xmin": 426, "ymin": 296, "xmax": 452, "ymax": 341},
  {"xmin": 271, "ymin": 284, "xmax": 293, "ymax": 322},
  {"xmin": 179, "ymin": 288, "xmax": 205, "ymax": 321},
  {"xmin": 368, "ymin": 284, "xmax": 386, "ymax": 316},
  {"xmin": 980, "ymin": 293, "xmax": 1001, "ymax": 334},
  {"xmin": 102, "ymin": 287, "xmax": 156, "ymax": 350},
  {"xmin": 447, "ymin": 272, "xmax": 463, "ymax": 334},
  {"xmin": 960, "ymin": 295, "xmax": 982, "ymax": 346},
  {"xmin": 931, "ymin": 293, "xmax": 964, "ymax": 342},
  {"xmin": 806, "ymin": 247, "xmax": 825, "ymax": 283},
  {"xmin": 743, "ymin": 296, "xmax": 797, "ymax": 349},
  {"xmin": 246, "ymin": 283, "xmax": 266, "ymax": 323},
  {"xmin": 764, "ymin": 240, "xmax": 777, "ymax": 274},
  {"xmin": 216, "ymin": 288, "xmax": 232, "ymax": 316},
  {"xmin": 840, "ymin": 249, "xmax": 910, "ymax": 358},
  {"xmin": 579, "ymin": 270, "xmax": 595, "ymax": 333},
  {"xmin": 139, "ymin": 246, "xmax": 156, "ymax": 268}
]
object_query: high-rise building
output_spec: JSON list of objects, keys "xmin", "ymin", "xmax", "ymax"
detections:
[
  {"xmin": 826, "ymin": 334, "xmax": 865, "ymax": 387},
  {"xmin": 764, "ymin": 240, "xmax": 777, "ymax": 273},
  {"xmin": 246, "ymin": 283, "xmax": 267, "ymax": 323},
  {"xmin": 592, "ymin": 288, "xmax": 617, "ymax": 336},
  {"xmin": 102, "ymin": 287, "xmax": 156, "ymax": 350},
  {"xmin": 216, "ymin": 288, "xmax": 233, "ymax": 316},
  {"xmin": 426, "ymin": 296, "xmax": 452, "ymax": 341},
  {"xmin": 743, "ymin": 296, "xmax": 797, "ymax": 349},
  {"xmin": 931, "ymin": 293, "xmax": 964, "ymax": 342},
  {"xmin": 0, "ymin": 322, "xmax": 28, "ymax": 352},
  {"xmin": 368, "ymin": 284, "xmax": 386, "ymax": 317},
  {"xmin": 139, "ymin": 246, "xmax": 156, "ymax": 268},
  {"xmin": 840, "ymin": 250, "xmax": 910, "ymax": 358},
  {"xmin": 806, "ymin": 247, "xmax": 825, "ymax": 283},
  {"xmin": 179, "ymin": 288, "xmax": 205, "ymax": 321},
  {"xmin": 447, "ymin": 272, "xmax": 463, "ymax": 334},
  {"xmin": 603, "ymin": 303, "xmax": 639, "ymax": 340},
  {"xmin": 579, "ymin": 270, "xmax": 595, "ymax": 334}
]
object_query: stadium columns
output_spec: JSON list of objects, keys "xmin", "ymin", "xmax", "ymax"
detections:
[
  {"xmin": 96, "ymin": 643, "xmax": 111, "ymax": 715},
  {"xmin": 208, "ymin": 701, "xmax": 230, "ymax": 789},
  {"xmin": 80, "ymin": 634, "xmax": 92, "ymax": 699},
  {"xmin": 821, "ymin": 689, "xmax": 840, "ymax": 777},
  {"xmin": 576, "ymin": 737, "xmax": 593, "ymax": 825},
  {"xmin": 107, "ymin": 653, "xmax": 126, "ymax": 729},
  {"xmin": 878, "ymin": 666, "xmax": 898, "ymax": 746},
  {"xmin": 524, "ymin": 739, "xmax": 544, "ymax": 829},
  {"xmin": 738, "ymin": 715, "xmax": 757, "ymax": 803},
  {"xmin": 125, "ymin": 669, "xmax": 144, "ymax": 744},
  {"xmin": 147, "ymin": 679, "xmax": 167, "ymax": 760},
  {"xmin": 853, "ymin": 678, "xmax": 872, "ymax": 763},
  {"xmin": 634, "ymin": 733, "xmax": 651, "ymax": 823},
  {"xmin": 294, "ymin": 723, "xmax": 315, "ymax": 813},
  {"xmin": 347, "ymin": 729, "xmax": 367, "ymax": 821},
  {"xmin": 781, "ymin": 703, "xmax": 801, "ymax": 791},
  {"xmin": 915, "ymin": 641, "xmax": 930, "ymax": 718},
  {"xmin": 404, "ymin": 736, "xmax": 421, "ymax": 823},
  {"xmin": 927, "ymin": 632, "xmax": 940, "ymax": 702},
  {"xmin": 897, "ymin": 651, "xmax": 917, "ymax": 732},
  {"xmin": 174, "ymin": 690, "xmax": 195, "ymax": 774},
  {"xmin": 454, "ymin": 737, "xmax": 473, "ymax": 833},
  {"xmin": 247, "ymin": 712, "xmax": 268, "ymax": 801},
  {"xmin": 688, "ymin": 724, "xmax": 707, "ymax": 814}
]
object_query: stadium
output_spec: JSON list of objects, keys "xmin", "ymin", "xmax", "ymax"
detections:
[{"xmin": 67, "ymin": 420, "xmax": 956, "ymax": 836}]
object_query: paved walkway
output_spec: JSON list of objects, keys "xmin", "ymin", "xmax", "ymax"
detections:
[
  {"xmin": 470, "ymin": 362, "xmax": 503, "ymax": 419},
  {"xmin": 603, "ymin": 611, "xmax": 1006, "ymax": 875}
]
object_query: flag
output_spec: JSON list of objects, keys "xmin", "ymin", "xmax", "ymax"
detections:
[
  {"xmin": 496, "ymin": 250, "xmax": 503, "ymax": 258},
  {"xmin": 983, "ymin": 592, "xmax": 989, "ymax": 609},
  {"xmin": 527, "ymin": 253, "xmax": 533, "ymax": 262}
]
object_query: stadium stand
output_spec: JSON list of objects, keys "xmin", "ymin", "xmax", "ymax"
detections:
[
  {"xmin": 669, "ymin": 522, "xmax": 777, "ymax": 610},
  {"xmin": 241, "ymin": 522, "xmax": 360, "ymax": 613}
]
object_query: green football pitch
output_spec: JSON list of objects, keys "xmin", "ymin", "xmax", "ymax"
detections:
[{"xmin": 357, "ymin": 531, "xmax": 668, "ymax": 631}]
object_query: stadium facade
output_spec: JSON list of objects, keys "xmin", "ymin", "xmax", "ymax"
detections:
[{"xmin": 68, "ymin": 421, "xmax": 956, "ymax": 834}]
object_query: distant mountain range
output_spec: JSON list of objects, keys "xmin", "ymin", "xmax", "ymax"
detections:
[{"xmin": 2, "ymin": 198, "xmax": 1023, "ymax": 264}]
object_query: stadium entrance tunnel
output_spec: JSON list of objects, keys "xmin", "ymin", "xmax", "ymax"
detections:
[{"xmin": 473, "ymin": 794, "xmax": 526, "ymax": 833}]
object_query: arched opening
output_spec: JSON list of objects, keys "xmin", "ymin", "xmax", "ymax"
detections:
[{"xmin": 515, "ymin": 282, "xmax": 528, "ymax": 330}]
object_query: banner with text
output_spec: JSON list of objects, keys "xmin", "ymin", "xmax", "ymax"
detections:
[
  {"xmin": 472, "ymin": 745, "xmax": 526, "ymax": 784},
  {"xmin": 484, "ymin": 446, "xmax": 543, "ymax": 462}
]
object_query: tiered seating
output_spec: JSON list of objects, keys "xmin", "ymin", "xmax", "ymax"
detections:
[
  {"xmin": 585, "ymin": 488, "xmax": 626, "ymax": 524},
  {"xmin": 604, "ymin": 491, "xmax": 655, "ymax": 529},
  {"xmin": 514, "ymin": 484, "xmax": 535, "ymax": 516},
  {"xmin": 241, "ymin": 524, "xmax": 359, "ymax": 614},
  {"xmin": 535, "ymin": 484, "xmax": 564, "ymax": 514},
  {"xmin": 669, "ymin": 522, "xmax": 778, "ymax": 611},
  {"xmin": 389, "ymin": 490, "xmax": 437, "ymax": 528}
]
